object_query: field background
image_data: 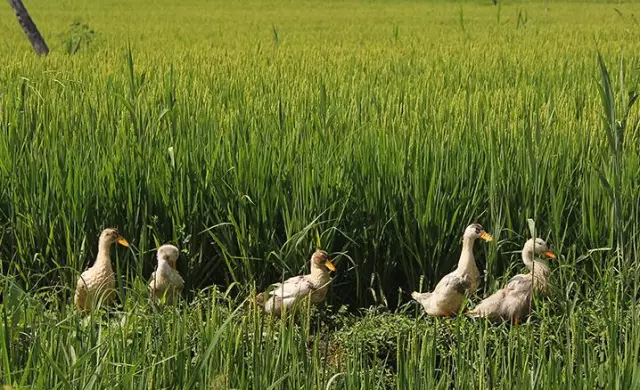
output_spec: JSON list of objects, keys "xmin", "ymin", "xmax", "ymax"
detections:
[{"xmin": 2, "ymin": 0, "xmax": 640, "ymax": 388}]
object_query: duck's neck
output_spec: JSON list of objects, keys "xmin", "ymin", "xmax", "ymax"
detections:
[
  {"xmin": 309, "ymin": 265, "xmax": 330, "ymax": 286},
  {"xmin": 457, "ymin": 236, "xmax": 478, "ymax": 272},
  {"xmin": 157, "ymin": 259, "xmax": 172, "ymax": 275},
  {"xmin": 96, "ymin": 240, "xmax": 113, "ymax": 270},
  {"xmin": 522, "ymin": 250, "xmax": 549, "ymax": 275},
  {"xmin": 522, "ymin": 250, "xmax": 550, "ymax": 289}
]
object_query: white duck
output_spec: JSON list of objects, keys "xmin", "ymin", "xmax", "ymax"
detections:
[
  {"xmin": 467, "ymin": 237, "xmax": 556, "ymax": 324},
  {"xmin": 148, "ymin": 244, "xmax": 184, "ymax": 306},
  {"xmin": 412, "ymin": 223, "xmax": 493, "ymax": 316},
  {"xmin": 74, "ymin": 228, "xmax": 129, "ymax": 312},
  {"xmin": 257, "ymin": 250, "xmax": 336, "ymax": 315}
]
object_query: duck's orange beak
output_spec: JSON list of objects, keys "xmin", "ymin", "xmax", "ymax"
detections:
[
  {"xmin": 544, "ymin": 251, "xmax": 556, "ymax": 259},
  {"xmin": 325, "ymin": 259, "xmax": 336, "ymax": 272},
  {"xmin": 116, "ymin": 237, "xmax": 129, "ymax": 247},
  {"xmin": 480, "ymin": 231, "xmax": 493, "ymax": 242}
]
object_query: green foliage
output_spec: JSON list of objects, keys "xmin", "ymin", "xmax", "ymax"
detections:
[
  {"xmin": 59, "ymin": 21, "xmax": 96, "ymax": 55},
  {"xmin": 1, "ymin": 0, "xmax": 640, "ymax": 387},
  {"xmin": 1, "ymin": 0, "xmax": 639, "ymax": 307}
]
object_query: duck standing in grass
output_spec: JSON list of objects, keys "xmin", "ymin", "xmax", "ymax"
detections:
[
  {"xmin": 74, "ymin": 228, "xmax": 129, "ymax": 312},
  {"xmin": 257, "ymin": 249, "xmax": 336, "ymax": 315},
  {"xmin": 148, "ymin": 244, "xmax": 184, "ymax": 306},
  {"xmin": 411, "ymin": 223, "xmax": 493, "ymax": 317},
  {"xmin": 467, "ymin": 237, "xmax": 556, "ymax": 324}
]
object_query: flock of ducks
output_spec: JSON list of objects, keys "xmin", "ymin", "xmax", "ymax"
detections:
[
  {"xmin": 410, "ymin": 223, "xmax": 556, "ymax": 323},
  {"xmin": 74, "ymin": 224, "xmax": 556, "ymax": 324},
  {"xmin": 74, "ymin": 228, "xmax": 185, "ymax": 311}
]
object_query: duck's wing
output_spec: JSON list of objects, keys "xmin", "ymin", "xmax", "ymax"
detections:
[
  {"xmin": 505, "ymin": 274, "xmax": 532, "ymax": 293},
  {"xmin": 74, "ymin": 272, "xmax": 89, "ymax": 310},
  {"xmin": 76, "ymin": 269, "xmax": 89, "ymax": 288},
  {"xmin": 171, "ymin": 270, "xmax": 184, "ymax": 294},
  {"xmin": 468, "ymin": 273, "xmax": 533, "ymax": 320},
  {"xmin": 433, "ymin": 272, "xmax": 470, "ymax": 295},
  {"xmin": 147, "ymin": 270, "xmax": 158, "ymax": 291},
  {"xmin": 467, "ymin": 288, "xmax": 507, "ymax": 318},
  {"xmin": 269, "ymin": 275, "xmax": 313, "ymax": 299}
]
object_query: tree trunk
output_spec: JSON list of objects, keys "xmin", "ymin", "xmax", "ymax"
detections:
[{"xmin": 7, "ymin": 0, "xmax": 49, "ymax": 56}]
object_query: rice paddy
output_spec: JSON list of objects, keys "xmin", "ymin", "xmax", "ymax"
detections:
[{"xmin": 2, "ymin": 0, "xmax": 640, "ymax": 388}]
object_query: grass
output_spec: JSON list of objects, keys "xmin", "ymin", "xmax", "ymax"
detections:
[{"xmin": 1, "ymin": 0, "xmax": 640, "ymax": 388}]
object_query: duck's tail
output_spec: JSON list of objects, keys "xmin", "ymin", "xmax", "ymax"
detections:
[
  {"xmin": 411, "ymin": 291, "xmax": 431, "ymax": 303},
  {"xmin": 240, "ymin": 291, "xmax": 267, "ymax": 313}
]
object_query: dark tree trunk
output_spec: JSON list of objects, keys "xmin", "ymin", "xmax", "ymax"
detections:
[{"xmin": 7, "ymin": 0, "xmax": 49, "ymax": 56}]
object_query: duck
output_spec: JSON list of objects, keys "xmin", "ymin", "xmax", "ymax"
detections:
[
  {"xmin": 257, "ymin": 249, "xmax": 336, "ymax": 315},
  {"xmin": 466, "ymin": 237, "xmax": 556, "ymax": 324},
  {"xmin": 411, "ymin": 223, "xmax": 493, "ymax": 316},
  {"xmin": 148, "ymin": 244, "xmax": 184, "ymax": 306},
  {"xmin": 74, "ymin": 228, "xmax": 129, "ymax": 312}
]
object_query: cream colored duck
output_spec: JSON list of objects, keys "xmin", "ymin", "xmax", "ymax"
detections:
[
  {"xmin": 148, "ymin": 244, "xmax": 184, "ymax": 306},
  {"xmin": 411, "ymin": 223, "xmax": 493, "ymax": 316},
  {"xmin": 467, "ymin": 237, "xmax": 556, "ymax": 324},
  {"xmin": 74, "ymin": 228, "xmax": 129, "ymax": 312},
  {"xmin": 257, "ymin": 249, "xmax": 336, "ymax": 315}
]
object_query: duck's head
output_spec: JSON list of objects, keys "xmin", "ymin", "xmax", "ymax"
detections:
[
  {"xmin": 464, "ymin": 223, "xmax": 493, "ymax": 242},
  {"xmin": 157, "ymin": 244, "xmax": 180, "ymax": 269},
  {"xmin": 99, "ymin": 228, "xmax": 129, "ymax": 247},
  {"xmin": 311, "ymin": 250, "xmax": 336, "ymax": 272},
  {"xmin": 523, "ymin": 237, "xmax": 556, "ymax": 260}
]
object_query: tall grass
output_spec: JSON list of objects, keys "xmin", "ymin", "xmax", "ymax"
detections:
[
  {"xmin": 2, "ymin": 1, "xmax": 639, "ymax": 305},
  {"xmin": 1, "ymin": 282, "xmax": 639, "ymax": 388},
  {"xmin": 1, "ymin": 0, "xmax": 640, "ymax": 387}
]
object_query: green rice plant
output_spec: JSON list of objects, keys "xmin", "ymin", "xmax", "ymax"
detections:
[
  {"xmin": 0, "ymin": 0, "xmax": 640, "ymax": 387},
  {"xmin": 596, "ymin": 53, "xmax": 639, "ymax": 266}
]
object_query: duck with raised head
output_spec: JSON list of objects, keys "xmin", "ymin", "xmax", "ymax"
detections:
[
  {"xmin": 148, "ymin": 244, "xmax": 184, "ymax": 306},
  {"xmin": 257, "ymin": 249, "xmax": 336, "ymax": 315},
  {"xmin": 467, "ymin": 237, "xmax": 556, "ymax": 324},
  {"xmin": 74, "ymin": 228, "xmax": 129, "ymax": 312},
  {"xmin": 411, "ymin": 223, "xmax": 493, "ymax": 316}
]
